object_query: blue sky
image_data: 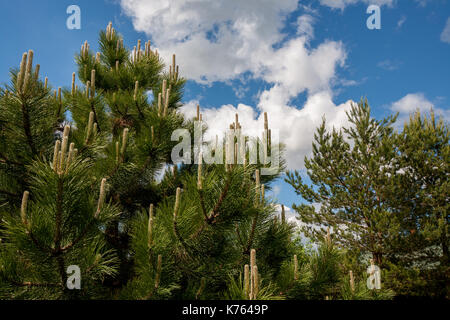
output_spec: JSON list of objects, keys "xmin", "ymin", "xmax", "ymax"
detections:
[{"xmin": 1, "ymin": 0, "xmax": 449, "ymax": 215}]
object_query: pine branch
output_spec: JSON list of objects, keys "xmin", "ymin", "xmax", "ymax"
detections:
[
  {"xmin": 60, "ymin": 220, "xmax": 95, "ymax": 252},
  {"xmin": 11, "ymin": 280, "xmax": 60, "ymax": 288},
  {"xmin": 197, "ymin": 189, "xmax": 210, "ymax": 223},
  {"xmin": 235, "ymin": 223, "xmax": 245, "ymax": 250},
  {"xmin": 89, "ymin": 100, "xmax": 101, "ymax": 132},
  {"xmin": 0, "ymin": 152, "xmax": 24, "ymax": 166},
  {"xmin": 28, "ymin": 231, "xmax": 53, "ymax": 254},
  {"xmin": 0, "ymin": 189, "xmax": 20, "ymax": 197},
  {"xmin": 20, "ymin": 102, "xmax": 37, "ymax": 154},
  {"xmin": 208, "ymin": 171, "xmax": 232, "ymax": 223},
  {"xmin": 53, "ymin": 178, "xmax": 64, "ymax": 251}
]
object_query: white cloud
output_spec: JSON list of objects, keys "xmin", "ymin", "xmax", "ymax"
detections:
[
  {"xmin": 120, "ymin": 0, "xmax": 346, "ymax": 89},
  {"xmin": 441, "ymin": 17, "xmax": 450, "ymax": 44},
  {"xmin": 391, "ymin": 93, "xmax": 450, "ymax": 127},
  {"xmin": 180, "ymin": 90, "xmax": 353, "ymax": 170},
  {"xmin": 271, "ymin": 185, "xmax": 281, "ymax": 197},
  {"xmin": 391, "ymin": 93, "xmax": 434, "ymax": 114},
  {"xmin": 297, "ymin": 14, "xmax": 315, "ymax": 39},
  {"xmin": 397, "ymin": 15, "xmax": 407, "ymax": 28},
  {"xmin": 121, "ymin": 0, "xmax": 299, "ymax": 83},
  {"xmin": 121, "ymin": 0, "xmax": 354, "ymax": 170},
  {"xmin": 377, "ymin": 59, "xmax": 400, "ymax": 71},
  {"xmin": 319, "ymin": 0, "xmax": 394, "ymax": 10},
  {"xmin": 415, "ymin": 0, "xmax": 431, "ymax": 7}
]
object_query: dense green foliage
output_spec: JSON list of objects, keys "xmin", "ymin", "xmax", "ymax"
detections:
[
  {"xmin": 0, "ymin": 24, "xmax": 298, "ymax": 300},
  {"xmin": 0, "ymin": 23, "xmax": 447, "ymax": 300},
  {"xmin": 286, "ymin": 101, "xmax": 449, "ymax": 298}
]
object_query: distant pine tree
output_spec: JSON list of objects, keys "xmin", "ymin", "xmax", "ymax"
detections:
[
  {"xmin": 385, "ymin": 111, "xmax": 449, "ymax": 298},
  {"xmin": 286, "ymin": 100, "xmax": 399, "ymax": 266},
  {"xmin": 286, "ymin": 100, "xmax": 449, "ymax": 298}
]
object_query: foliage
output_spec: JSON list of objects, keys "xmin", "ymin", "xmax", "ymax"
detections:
[
  {"xmin": 286, "ymin": 100, "xmax": 449, "ymax": 298},
  {"xmin": 0, "ymin": 22, "xmax": 447, "ymax": 300},
  {"xmin": 0, "ymin": 23, "xmax": 296, "ymax": 300}
]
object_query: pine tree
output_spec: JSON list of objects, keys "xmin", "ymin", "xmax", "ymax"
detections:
[
  {"xmin": 0, "ymin": 23, "xmax": 297, "ymax": 299},
  {"xmin": 71, "ymin": 22, "xmax": 187, "ymax": 289},
  {"xmin": 121, "ymin": 115, "xmax": 294, "ymax": 299},
  {"xmin": 286, "ymin": 99, "xmax": 399, "ymax": 266},
  {"xmin": 393, "ymin": 111, "xmax": 449, "ymax": 264},
  {"xmin": 0, "ymin": 55, "xmax": 120, "ymax": 297},
  {"xmin": 384, "ymin": 111, "xmax": 449, "ymax": 297},
  {"xmin": 0, "ymin": 50, "xmax": 62, "ymax": 212},
  {"xmin": 286, "ymin": 99, "xmax": 449, "ymax": 298}
]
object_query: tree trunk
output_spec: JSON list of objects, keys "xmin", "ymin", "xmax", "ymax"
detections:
[{"xmin": 372, "ymin": 252, "xmax": 383, "ymax": 266}]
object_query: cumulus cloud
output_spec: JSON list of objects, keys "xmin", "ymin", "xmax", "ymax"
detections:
[
  {"xmin": 391, "ymin": 93, "xmax": 434, "ymax": 114},
  {"xmin": 120, "ymin": 0, "xmax": 299, "ymax": 83},
  {"xmin": 391, "ymin": 93, "xmax": 450, "ymax": 127},
  {"xmin": 121, "ymin": 0, "xmax": 355, "ymax": 170},
  {"xmin": 180, "ymin": 90, "xmax": 353, "ymax": 169},
  {"xmin": 120, "ymin": 0, "xmax": 346, "ymax": 89},
  {"xmin": 441, "ymin": 17, "xmax": 450, "ymax": 44}
]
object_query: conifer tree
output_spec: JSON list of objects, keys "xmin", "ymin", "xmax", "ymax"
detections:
[
  {"xmin": 286, "ymin": 100, "xmax": 399, "ymax": 266},
  {"xmin": 286, "ymin": 99, "xmax": 449, "ymax": 298},
  {"xmin": 385, "ymin": 111, "xmax": 449, "ymax": 297},
  {"xmin": 0, "ymin": 53, "xmax": 119, "ymax": 298},
  {"xmin": 392, "ymin": 111, "xmax": 449, "ymax": 265},
  {"xmin": 0, "ymin": 23, "xmax": 297, "ymax": 299},
  {"xmin": 71, "ymin": 22, "xmax": 187, "ymax": 288},
  {"xmin": 0, "ymin": 50, "xmax": 62, "ymax": 212}
]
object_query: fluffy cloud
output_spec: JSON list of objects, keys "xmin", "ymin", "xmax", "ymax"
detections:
[
  {"xmin": 391, "ymin": 93, "xmax": 434, "ymax": 114},
  {"xmin": 120, "ymin": 0, "xmax": 298, "ymax": 83},
  {"xmin": 441, "ymin": 17, "xmax": 450, "ymax": 44},
  {"xmin": 180, "ymin": 90, "xmax": 353, "ymax": 169},
  {"xmin": 297, "ymin": 14, "xmax": 315, "ymax": 39},
  {"xmin": 319, "ymin": 0, "xmax": 394, "ymax": 10},
  {"xmin": 391, "ymin": 93, "xmax": 450, "ymax": 127},
  {"xmin": 121, "ymin": 0, "xmax": 354, "ymax": 170},
  {"xmin": 120, "ymin": 0, "xmax": 346, "ymax": 89}
]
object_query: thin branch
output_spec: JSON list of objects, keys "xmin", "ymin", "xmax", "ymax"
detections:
[
  {"xmin": 198, "ymin": 190, "xmax": 210, "ymax": 223},
  {"xmin": 60, "ymin": 220, "xmax": 95, "ymax": 252},
  {"xmin": 28, "ymin": 231, "xmax": 53, "ymax": 254},
  {"xmin": 90, "ymin": 100, "xmax": 101, "ymax": 132},
  {"xmin": 0, "ymin": 152, "xmax": 24, "ymax": 166},
  {"xmin": 208, "ymin": 172, "xmax": 232, "ymax": 223},
  {"xmin": 20, "ymin": 102, "xmax": 36, "ymax": 154},
  {"xmin": 173, "ymin": 220, "xmax": 192, "ymax": 255},
  {"xmin": 235, "ymin": 223, "xmax": 245, "ymax": 249},
  {"xmin": 0, "ymin": 189, "xmax": 20, "ymax": 197},
  {"xmin": 11, "ymin": 280, "xmax": 60, "ymax": 288},
  {"xmin": 246, "ymin": 203, "xmax": 260, "ymax": 253}
]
